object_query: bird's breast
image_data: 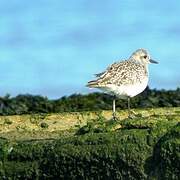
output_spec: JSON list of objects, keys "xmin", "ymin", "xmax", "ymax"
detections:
[{"xmin": 101, "ymin": 77, "xmax": 148, "ymax": 98}]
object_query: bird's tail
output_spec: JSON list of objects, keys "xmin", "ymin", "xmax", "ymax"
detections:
[{"xmin": 86, "ymin": 80, "xmax": 99, "ymax": 88}]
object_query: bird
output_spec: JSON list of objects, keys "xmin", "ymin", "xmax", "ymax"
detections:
[{"xmin": 86, "ymin": 49, "xmax": 158, "ymax": 120}]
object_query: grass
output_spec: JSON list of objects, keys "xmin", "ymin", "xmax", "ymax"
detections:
[{"xmin": 0, "ymin": 107, "xmax": 179, "ymax": 141}]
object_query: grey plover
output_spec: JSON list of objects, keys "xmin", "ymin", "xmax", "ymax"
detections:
[{"xmin": 86, "ymin": 49, "xmax": 158, "ymax": 119}]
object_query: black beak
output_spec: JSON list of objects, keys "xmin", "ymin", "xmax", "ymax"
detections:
[{"xmin": 150, "ymin": 59, "xmax": 158, "ymax": 64}]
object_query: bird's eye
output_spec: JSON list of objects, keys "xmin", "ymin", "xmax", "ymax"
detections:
[{"xmin": 143, "ymin": 55, "xmax": 147, "ymax": 59}]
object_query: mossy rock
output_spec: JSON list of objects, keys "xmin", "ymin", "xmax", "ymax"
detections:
[
  {"xmin": 0, "ymin": 118, "xmax": 179, "ymax": 179},
  {"xmin": 148, "ymin": 123, "xmax": 180, "ymax": 179},
  {"xmin": 2, "ymin": 161, "xmax": 40, "ymax": 179}
]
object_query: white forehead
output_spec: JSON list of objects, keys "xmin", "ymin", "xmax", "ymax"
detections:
[{"xmin": 133, "ymin": 49, "xmax": 149, "ymax": 56}]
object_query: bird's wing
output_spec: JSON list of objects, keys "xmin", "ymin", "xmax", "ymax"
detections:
[
  {"xmin": 94, "ymin": 61, "xmax": 120, "ymax": 78},
  {"xmin": 92, "ymin": 61, "xmax": 126, "ymax": 86},
  {"xmin": 87, "ymin": 60, "xmax": 135, "ymax": 88},
  {"xmin": 87, "ymin": 62, "xmax": 119, "ymax": 87},
  {"xmin": 95, "ymin": 71, "xmax": 106, "ymax": 77},
  {"xmin": 100, "ymin": 60, "xmax": 146, "ymax": 86}
]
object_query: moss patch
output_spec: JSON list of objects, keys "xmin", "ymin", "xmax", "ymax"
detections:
[{"xmin": 0, "ymin": 115, "xmax": 179, "ymax": 179}]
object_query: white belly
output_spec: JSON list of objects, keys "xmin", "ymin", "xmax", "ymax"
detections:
[{"xmin": 100, "ymin": 78, "xmax": 148, "ymax": 99}]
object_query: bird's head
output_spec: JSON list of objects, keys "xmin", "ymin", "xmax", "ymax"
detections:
[{"xmin": 130, "ymin": 49, "xmax": 158, "ymax": 65}]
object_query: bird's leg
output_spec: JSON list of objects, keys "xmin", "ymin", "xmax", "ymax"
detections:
[
  {"xmin": 112, "ymin": 96, "xmax": 116, "ymax": 120},
  {"xmin": 127, "ymin": 97, "xmax": 139, "ymax": 118}
]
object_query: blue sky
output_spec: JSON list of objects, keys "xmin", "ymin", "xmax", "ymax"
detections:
[{"xmin": 0, "ymin": 0, "xmax": 179, "ymax": 98}]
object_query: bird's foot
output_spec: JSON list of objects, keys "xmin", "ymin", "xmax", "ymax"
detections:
[
  {"xmin": 112, "ymin": 113, "xmax": 118, "ymax": 121},
  {"xmin": 128, "ymin": 110, "xmax": 142, "ymax": 119}
]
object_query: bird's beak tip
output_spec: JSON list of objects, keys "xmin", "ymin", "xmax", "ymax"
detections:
[{"xmin": 150, "ymin": 59, "xmax": 158, "ymax": 64}]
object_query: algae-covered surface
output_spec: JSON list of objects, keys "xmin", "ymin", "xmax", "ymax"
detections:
[
  {"xmin": 0, "ymin": 107, "xmax": 179, "ymax": 140},
  {"xmin": 0, "ymin": 107, "xmax": 179, "ymax": 179}
]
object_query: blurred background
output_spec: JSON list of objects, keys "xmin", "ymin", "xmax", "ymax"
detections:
[{"xmin": 0, "ymin": 0, "xmax": 180, "ymax": 99}]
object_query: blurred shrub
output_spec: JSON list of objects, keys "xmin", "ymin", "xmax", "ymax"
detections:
[{"xmin": 0, "ymin": 87, "xmax": 179, "ymax": 115}]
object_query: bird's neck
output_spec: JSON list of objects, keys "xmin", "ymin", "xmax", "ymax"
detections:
[{"xmin": 131, "ymin": 58, "xmax": 148, "ymax": 68}]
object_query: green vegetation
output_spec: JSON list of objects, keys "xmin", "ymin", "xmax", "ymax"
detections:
[
  {"xmin": 3, "ymin": 118, "xmax": 13, "ymax": 125},
  {"xmin": 0, "ymin": 109, "xmax": 179, "ymax": 179},
  {"xmin": 0, "ymin": 87, "xmax": 179, "ymax": 115},
  {"xmin": 40, "ymin": 122, "xmax": 49, "ymax": 129}
]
